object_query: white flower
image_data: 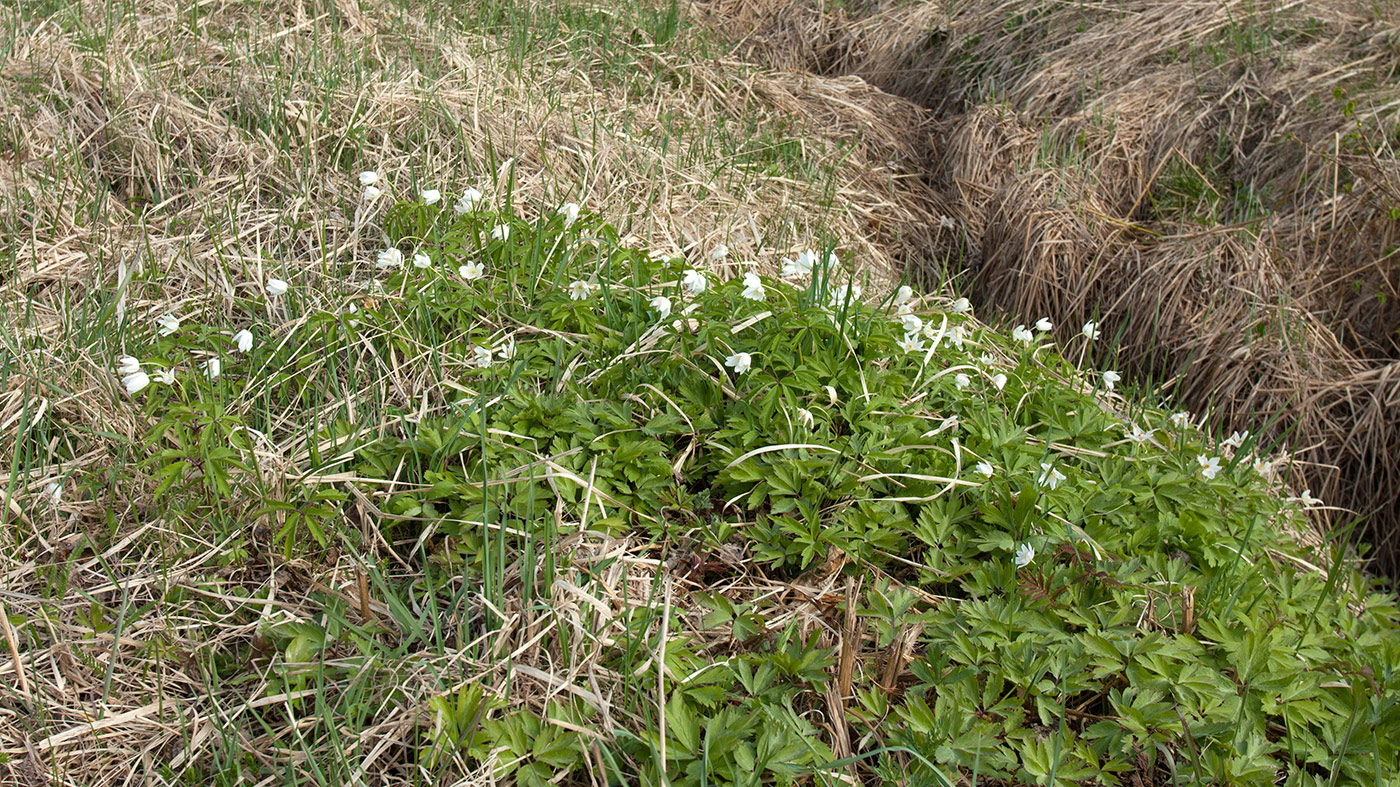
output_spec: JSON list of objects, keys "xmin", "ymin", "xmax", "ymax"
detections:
[
  {"xmin": 1014, "ymin": 543, "xmax": 1035, "ymax": 568},
  {"xmin": 117, "ymin": 355, "xmax": 141, "ymax": 375},
  {"xmin": 979, "ymin": 352, "xmax": 998, "ymax": 365},
  {"xmin": 894, "ymin": 285, "xmax": 915, "ymax": 305},
  {"xmin": 724, "ymin": 352, "xmax": 752, "ymax": 375},
  {"xmin": 828, "ymin": 283, "xmax": 863, "ymax": 308},
  {"xmin": 122, "ymin": 371, "xmax": 150, "ymax": 395},
  {"xmin": 1082, "ymin": 321, "xmax": 1101, "ymax": 340},
  {"xmin": 1197, "ymin": 454, "xmax": 1222, "ymax": 480},
  {"xmin": 740, "ymin": 272, "xmax": 766, "ymax": 302},
  {"xmin": 1125, "ymin": 424, "xmax": 1154, "ymax": 444},
  {"xmin": 1297, "ymin": 489, "xmax": 1323, "ymax": 507},
  {"xmin": 682, "ymin": 269, "xmax": 707, "ymax": 295},
  {"xmin": 421, "ymin": 189, "xmax": 441, "ymax": 205},
  {"xmin": 459, "ymin": 261, "xmax": 485, "ymax": 281},
  {"xmin": 472, "ymin": 345, "xmax": 494, "ymax": 368},
  {"xmin": 1012, "ymin": 325, "xmax": 1034, "ymax": 344},
  {"xmin": 559, "ymin": 202, "xmax": 580, "ymax": 227},
  {"xmin": 990, "ymin": 372, "xmax": 1007, "ymax": 391},
  {"xmin": 1102, "ymin": 370, "xmax": 1121, "ymax": 391},
  {"xmin": 490, "ymin": 224, "xmax": 511, "ymax": 241},
  {"xmin": 568, "ymin": 280, "xmax": 594, "ymax": 301},
  {"xmin": 156, "ymin": 313, "xmax": 180, "ymax": 337},
  {"xmin": 781, "ymin": 249, "xmax": 817, "ymax": 278},
  {"xmin": 649, "ymin": 295, "xmax": 672, "ymax": 319},
  {"xmin": 1169, "ymin": 411, "xmax": 1192, "ymax": 429},
  {"xmin": 496, "ymin": 338, "xmax": 516, "ymax": 360},
  {"xmin": 362, "ymin": 184, "xmax": 382, "ymax": 201},
  {"xmin": 266, "ymin": 278, "xmax": 289, "ymax": 297},
  {"xmin": 824, "ymin": 251, "xmax": 839, "ymax": 269},
  {"xmin": 897, "ymin": 334, "xmax": 925, "ymax": 354},
  {"xmin": 900, "ymin": 314, "xmax": 924, "ymax": 335},
  {"xmin": 152, "ymin": 369, "xmax": 176, "ymax": 385},
  {"xmin": 359, "ymin": 171, "xmax": 379, "ymax": 186},
  {"xmin": 795, "ymin": 408, "xmax": 815, "ymax": 430},
  {"xmin": 709, "ymin": 243, "xmax": 728, "ymax": 261},
  {"xmin": 948, "ymin": 325, "xmax": 968, "ymax": 348},
  {"xmin": 949, "ymin": 297, "xmax": 971, "ymax": 314},
  {"xmin": 955, "ymin": 373, "xmax": 971, "ymax": 389},
  {"xmin": 376, "ymin": 248, "xmax": 404, "ymax": 270},
  {"xmin": 1252, "ymin": 456, "xmax": 1276, "ymax": 480},
  {"xmin": 1035, "ymin": 317, "xmax": 1053, "ymax": 332},
  {"xmin": 975, "ymin": 460, "xmax": 994, "ymax": 478},
  {"xmin": 202, "ymin": 358, "xmax": 221, "ymax": 380},
  {"xmin": 939, "ymin": 215, "xmax": 957, "ymax": 230},
  {"xmin": 454, "ymin": 188, "xmax": 483, "ymax": 214},
  {"xmin": 413, "ymin": 252, "xmax": 432, "ymax": 269},
  {"xmin": 1222, "ymin": 430, "xmax": 1249, "ymax": 451},
  {"xmin": 233, "ymin": 329, "xmax": 253, "ymax": 353},
  {"xmin": 1037, "ymin": 462, "xmax": 1066, "ymax": 490},
  {"xmin": 44, "ymin": 482, "xmax": 62, "ymax": 506}
]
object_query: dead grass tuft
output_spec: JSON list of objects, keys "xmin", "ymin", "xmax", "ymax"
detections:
[{"xmin": 710, "ymin": 0, "xmax": 1400, "ymax": 575}]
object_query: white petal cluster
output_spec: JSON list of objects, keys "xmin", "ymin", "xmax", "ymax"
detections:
[
  {"xmin": 568, "ymin": 280, "xmax": 595, "ymax": 301},
  {"xmin": 157, "ymin": 314, "xmax": 180, "ymax": 337},
  {"xmin": 1197, "ymin": 454, "xmax": 1222, "ymax": 480},
  {"xmin": 780, "ymin": 249, "xmax": 818, "ymax": 279},
  {"xmin": 559, "ymin": 202, "xmax": 581, "ymax": 227},
  {"xmin": 828, "ymin": 283, "xmax": 863, "ymax": 308},
  {"xmin": 455, "ymin": 188, "xmax": 483, "ymax": 214},
  {"xmin": 124, "ymin": 371, "xmax": 151, "ymax": 394},
  {"xmin": 376, "ymin": 248, "xmax": 404, "ymax": 270},
  {"xmin": 740, "ymin": 272, "xmax": 766, "ymax": 302},
  {"xmin": 682, "ymin": 270, "xmax": 707, "ymax": 296},
  {"xmin": 1037, "ymin": 462, "xmax": 1066, "ymax": 490},
  {"xmin": 649, "ymin": 296, "xmax": 672, "ymax": 320}
]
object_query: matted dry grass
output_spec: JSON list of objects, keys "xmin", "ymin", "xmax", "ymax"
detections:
[{"xmin": 706, "ymin": 0, "xmax": 1400, "ymax": 575}]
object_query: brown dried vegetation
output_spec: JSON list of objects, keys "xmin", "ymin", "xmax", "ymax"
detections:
[
  {"xmin": 0, "ymin": 0, "xmax": 942, "ymax": 780},
  {"xmin": 706, "ymin": 0, "xmax": 1400, "ymax": 575}
]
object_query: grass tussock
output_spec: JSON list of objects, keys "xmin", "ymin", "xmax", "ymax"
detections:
[{"xmin": 707, "ymin": 0, "xmax": 1400, "ymax": 574}]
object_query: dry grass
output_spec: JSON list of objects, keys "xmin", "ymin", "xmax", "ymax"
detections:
[
  {"xmin": 707, "ymin": 0, "xmax": 1400, "ymax": 574},
  {"xmin": 0, "ymin": 0, "xmax": 947, "ymax": 781}
]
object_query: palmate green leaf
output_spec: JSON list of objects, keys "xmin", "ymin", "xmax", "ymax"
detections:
[{"xmin": 105, "ymin": 188, "xmax": 1400, "ymax": 786}]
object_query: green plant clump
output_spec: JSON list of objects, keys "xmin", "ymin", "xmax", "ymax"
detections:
[{"xmin": 120, "ymin": 178, "xmax": 1400, "ymax": 785}]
